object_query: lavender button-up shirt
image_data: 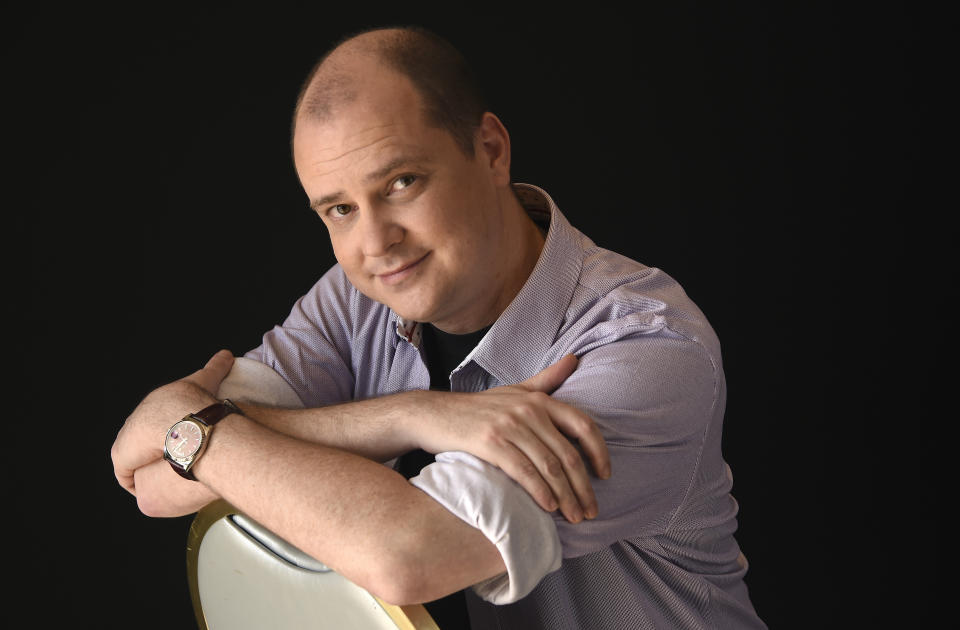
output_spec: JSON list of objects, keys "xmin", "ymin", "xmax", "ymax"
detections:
[{"xmin": 246, "ymin": 184, "xmax": 766, "ymax": 629}]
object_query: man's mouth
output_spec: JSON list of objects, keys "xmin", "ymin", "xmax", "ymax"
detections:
[{"xmin": 376, "ymin": 252, "xmax": 430, "ymax": 285}]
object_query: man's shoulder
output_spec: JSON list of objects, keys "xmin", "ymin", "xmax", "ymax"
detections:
[
  {"xmin": 307, "ymin": 263, "xmax": 353, "ymax": 297},
  {"xmin": 296, "ymin": 264, "xmax": 393, "ymax": 333},
  {"xmin": 561, "ymin": 243, "xmax": 719, "ymax": 354},
  {"xmin": 304, "ymin": 264, "xmax": 380, "ymax": 309},
  {"xmin": 569, "ymin": 243, "xmax": 693, "ymax": 317}
]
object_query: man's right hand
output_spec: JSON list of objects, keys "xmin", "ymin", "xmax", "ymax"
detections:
[{"xmin": 404, "ymin": 354, "xmax": 611, "ymax": 524}]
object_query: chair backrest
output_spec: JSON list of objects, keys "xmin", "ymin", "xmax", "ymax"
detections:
[
  {"xmin": 187, "ymin": 499, "xmax": 440, "ymax": 630},
  {"xmin": 185, "ymin": 356, "xmax": 439, "ymax": 629}
]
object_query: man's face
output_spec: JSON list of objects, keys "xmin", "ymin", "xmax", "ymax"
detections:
[{"xmin": 293, "ymin": 67, "xmax": 515, "ymax": 332}]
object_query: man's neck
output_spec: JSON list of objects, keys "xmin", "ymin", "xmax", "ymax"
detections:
[{"xmin": 431, "ymin": 186, "xmax": 545, "ymax": 334}]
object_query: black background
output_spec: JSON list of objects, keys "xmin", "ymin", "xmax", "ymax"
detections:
[{"xmin": 11, "ymin": 3, "xmax": 937, "ymax": 629}]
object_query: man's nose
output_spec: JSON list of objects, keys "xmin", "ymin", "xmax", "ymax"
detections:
[{"xmin": 359, "ymin": 207, "xmax": 404, "ymax": 257}]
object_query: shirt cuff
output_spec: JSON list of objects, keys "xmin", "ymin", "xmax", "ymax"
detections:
[{"xmin": 409, "ymin": 451, "xmax": 562, "ymax": 604}]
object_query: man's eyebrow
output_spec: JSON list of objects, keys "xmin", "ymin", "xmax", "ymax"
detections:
[{"xmin": 308, "ymin": 153, "xmax": 431, "ymax": 210}]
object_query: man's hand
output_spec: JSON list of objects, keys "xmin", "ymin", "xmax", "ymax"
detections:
[
  {"xmin": 408, "ymin": 354, "xmax": 611, "ymax": 523},
  {"xmin": 111, "ymin": 350, "xmax": 235, "ymax": 497}
]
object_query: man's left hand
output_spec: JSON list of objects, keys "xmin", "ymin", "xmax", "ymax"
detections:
[{"xmin": 111, "ymin": 349, "xmax": 235, "ymax": 496}]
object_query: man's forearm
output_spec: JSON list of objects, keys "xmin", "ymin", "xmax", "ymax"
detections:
[
  {"xmin": 235, "ymin": 390, "xmax": 432, "ymax": 462},
  {"xmin": 128, "ymin": 390, "xmax": 429, "ymax": 519},
  {"xmin": 234, "ymin": 372, "xmax": 608, "ymax": 524},
  {"xmin": 190, "ymin": 411, "xmax": 506, "ymax": 605},
  {"xmin": 118, "ymin": 351, "xmax": 606, "ymax": 530}
]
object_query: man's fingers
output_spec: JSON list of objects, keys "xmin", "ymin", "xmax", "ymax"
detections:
[
  {"xmin": 493, "ymin": 450, "xmax": 584, "ymax": 522},
  {"xmin": 202, "ymin": 348, "xmax": 235, "ymax": 377},
  {"xmin": 488, "ymin": 442, "xmax": 559, "ymax": 514},
  {"xmin": 522, "ymin": 416, "xmax": 600, "ymax": 519},
  {"xmin": 521, "ymin": 353, "xmax": 579, "ymax": 394},
  {"xmin": 184, "ymin": 349, "xmax": 235, "ymax": 393},
  {"xmin": 518, "ymin": 355, "xmax": 611, "ymax": 480},
  {"xmin": 548, "ymin": 400, "xmax": 611, "ymax": 480},
  {"xmin": 502, "ymin": 420, "xmax": 587, "ymax": 523},
  {"xmin": 114, "ymin": 465, "xmax": 137, "ymax": 496}
]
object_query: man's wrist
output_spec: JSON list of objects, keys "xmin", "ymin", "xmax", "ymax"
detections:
[
  {"xmin": 391, "ymin": 389, "xmax": 452, "ymax": 452},
  {"xmin": 163, "ymin": 399, "xmax": 244, "ymax": 480},
  {"xmin": 187, "ymin": 408, "xmax": 246, "ymax": 483}
]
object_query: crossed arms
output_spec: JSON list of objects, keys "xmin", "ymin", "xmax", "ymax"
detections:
[{"xmin": 111, "ymin": 350, "xmax": 611, "ymax": 605}]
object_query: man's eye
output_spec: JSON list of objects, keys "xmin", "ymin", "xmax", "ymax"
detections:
[
  {"xmin": 391, "ymin": 174, "xmax": 417, "ymax": 192},
  {"xmin": 329, "ymin": 204, "xmax": 353, "ymax": 217}
]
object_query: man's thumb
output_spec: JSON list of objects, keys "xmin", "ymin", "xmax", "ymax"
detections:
[
  {"xmin": 186, "ymin": 349, "xmax": 235, "ymax": 393},
  {"xmin": 522, "ymin": 353, "xmax": 579, "ymax": 393}
]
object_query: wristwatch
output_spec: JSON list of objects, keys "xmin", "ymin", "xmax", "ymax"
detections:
[{"xmin": 163, "ymin": 399, "xmax": 242, "ymax": 480}]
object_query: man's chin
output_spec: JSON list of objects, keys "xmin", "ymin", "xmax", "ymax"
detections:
[
  {"xmin": 372, "ymin": 294, "xmax": 438, "ymax": 324},
  {"xmin": 391, "ymin": 305, "xmax": 435, "ymax": 324}
]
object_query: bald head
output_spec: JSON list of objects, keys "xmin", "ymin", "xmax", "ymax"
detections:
[{"xmin": 293, "ymin": 26, "xmax": 489, "ymax": 157}]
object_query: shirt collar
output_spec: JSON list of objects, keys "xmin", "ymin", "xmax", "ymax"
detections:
[{"xmin": 394, "ymin": 183, "xmax": 585, "ymax": 383}]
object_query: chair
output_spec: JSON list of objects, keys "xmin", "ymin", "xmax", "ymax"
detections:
[
  {"xmin": 186, "ymin": 499, "xmax": 439, "ymax": 629},
  {"xmin": 185, "ymin": 356, "xmax": 439, "ymax": 629}
]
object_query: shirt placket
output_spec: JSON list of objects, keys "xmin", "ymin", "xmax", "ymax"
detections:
[{"xmin": 391, "ymin": 318, "xmax": 431, "ymax": 392}]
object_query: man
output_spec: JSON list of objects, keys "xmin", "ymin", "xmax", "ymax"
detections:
[{"xmin": 112, "ymin": 25, "xmax": 766, "ymax": 629}]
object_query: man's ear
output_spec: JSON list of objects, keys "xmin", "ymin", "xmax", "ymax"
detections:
[{"xmin": 475, "ymin": 112, "xmax": 512, "ymax": 186}]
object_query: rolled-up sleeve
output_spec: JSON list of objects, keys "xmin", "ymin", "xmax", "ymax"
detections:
[{"xmin": 409, "ymin": 452, "xmax": 562, "ymax": 603}]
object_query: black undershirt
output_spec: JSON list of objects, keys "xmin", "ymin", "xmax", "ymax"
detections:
[{"xmin": 394, "ymin": 322, "xmax": 490, "ymax": 630}]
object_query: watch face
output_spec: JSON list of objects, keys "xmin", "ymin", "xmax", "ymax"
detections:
[{"xmin": 165, "ymin": 420, "xmax": 204, "ymax": 461}]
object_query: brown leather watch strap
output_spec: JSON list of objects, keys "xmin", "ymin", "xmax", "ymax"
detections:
[
  {"xmin": 190, "ymin": 399, "xmax": 242, "ymax": 426},
  {"xmin": 169, "ymin": 458, "xmax": 194, "ymax": 480},
  {"xmin": 165, "ymin": 399, "xmax": 243, "ymax": 481}
]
